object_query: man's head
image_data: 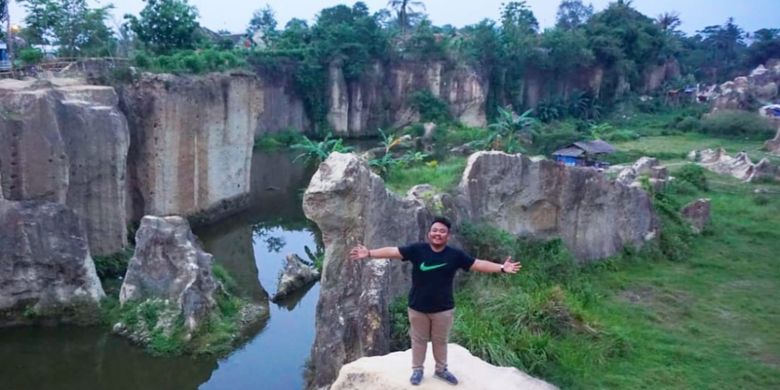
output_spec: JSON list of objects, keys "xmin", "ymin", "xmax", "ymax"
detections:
[{"xmin": 428, "ymin": 216, "xmax": 451, "ymax": 248}]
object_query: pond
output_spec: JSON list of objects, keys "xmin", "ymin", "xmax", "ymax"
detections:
[{"xmin": 0, "ymin": 150, "xmax": 320, "ymax": 390}]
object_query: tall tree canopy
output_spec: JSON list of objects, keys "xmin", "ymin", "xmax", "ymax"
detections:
[
  {"xmin": 387, "ymin": 0, "xmax": 426, "ymax": 33},
  {"xmin": 124, "ymin": 0, "xmax": 200, "ymax": 54},
  {"xmin": 555, "ymin": 0, "xmax": 593, "ymax": 30},
  {"xmin": 18, "ymin": 0, "xmax": 115, "ymax": 56}
]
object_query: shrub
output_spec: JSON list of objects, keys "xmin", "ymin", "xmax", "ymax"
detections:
[
  {"xmin": 675, "ymin": 116, "xmax": 701, "ymax": 132},
  {"xmin": 411, "ymin": 90, "xmax": 452, "ymax": 123},
  {"xmin": 699, "ymin": 110, "xmax": 776, "ymax": 139},
  {"xmin": 18, "ymin": 48, "xmax": 44, "ymax": 65},
  {"xmin": 134, "ymin": 52, "xmax": 152, "ymax": 68},
  {"xmin": 675, "ymin": 164, "xmax": 708, "ymax": 191}
]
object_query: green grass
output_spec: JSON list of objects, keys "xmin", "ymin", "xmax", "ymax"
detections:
[
  {"xmin": 388, "ymin": 143, "xmax": 780, "ymax": 388},
  {"xmin": 612, "ymin": 133, "xmax": 774, "ymax": 163},
  {"xmin": 385, "ymin": 157, "xmax": 467, "ymax": 194}
]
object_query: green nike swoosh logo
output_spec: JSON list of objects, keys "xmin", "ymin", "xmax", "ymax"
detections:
[{"xmin": 420, "ymin": 262, "xmax": 447, "ymax": 272}]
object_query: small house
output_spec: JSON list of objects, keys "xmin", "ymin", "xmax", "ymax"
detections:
[
  {"xmin": 0, "ymin": 42, "xmax": 10, "ymax": 71},
  {"xmin": 553, "ymin": 140, "xmax": 616, "ymax": 167}
]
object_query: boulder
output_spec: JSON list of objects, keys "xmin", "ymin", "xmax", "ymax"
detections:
[
  {"xmin": 694, "ymin": 148, "xmax": 779, "ymax": 182},
  {"xmin": 119, "ymin": 215, "xmax": 217, "ymax": 334},
  {"xmin": 680, "ymin": 199, "xmax": 711, "ymax": 234},
  {"xmin": 271, "ymin": 254, "xmax": 320, "ymax": 302},
  {"xmin": 457, "ymin": 152, "xmax": 658, "ymax": 261},
  {"xmin": 119, "ymin": 72, "xmax": 258, "ymax": 225},
  {"xmin": 0, "ymin": 199, "xmax": 105, "ymax": 326},
  {"xmin": 303, "ymin": 152, "xmax": 430, "ymax": 388},
  {"xmin": 0, "ymin": 78, "xmax": 130, "ymax": 256},
  {"xmin": 712, "ymin": 60, "xmax": 780, "ymax": 112},
  {"xmin": 616, "ymin": 157, "xmax": 669, "ymax": 191},
  {"xmin": 331, "ymin": 343, "xmax": 558, "ymax": 390}
]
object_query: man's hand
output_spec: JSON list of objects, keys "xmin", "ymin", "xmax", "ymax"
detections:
[
  {"xmin": 502, "ymin": 256, "xmax": 522, "ymax": 274},
  {"xmin": 349, "ymin": 245, "xmax": 370, "ymax": 260}
]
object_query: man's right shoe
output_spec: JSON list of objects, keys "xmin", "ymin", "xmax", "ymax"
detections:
[
  {"xmin": 410, "ymin": 369, "xmax": 424, "ymax": 386},
  {"xmin": 434, "ymin": 369, "xmax": 459, "ymax": 385}
]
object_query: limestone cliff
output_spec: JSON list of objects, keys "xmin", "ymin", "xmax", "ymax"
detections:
[
  {"xmin": 0, "ymin": 198, "xmax": 105, "ymax": 326},
  {"xmin": 327, "ymin": 61, "xmax": 488, "ymax": 137},
  {"xmin": 0, "ymin": 78, "xmax": 129, "ymax": 256},
  {"xmin": 119, "ymin": 72, "xmax": 259, "ymax": 224}
]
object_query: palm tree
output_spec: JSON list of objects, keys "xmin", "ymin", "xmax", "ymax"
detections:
[
  {"xmin": 656, "ymin": 12, "xmax": 681, "ymax": 32},
  {"xmin": 387, "ymin": 0, "xmax": 426, "ymax": 33}
]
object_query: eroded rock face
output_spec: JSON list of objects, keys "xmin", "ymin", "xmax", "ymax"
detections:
[
  {"xmin": 303, "ymin": 152, "xmax": 429, "ymax": 388},
  {"xmin": 120, "ymin": 215, "xmax": 217, "ymax": 333},
  {"xmin": 0, "ymin": 199, "xmax": 105, "ymax": 326},
  {"xmin": 327, "ymin": 61, "xmax": 488, "ymax": 137},
  {"xmin": 765, "ymin": 128, "xmax": 780, "ymax": 155},
  {"xmin": 694, "ymin": 148, "xmax": 779, "ymax": 182},
  {"xmin": 119, "ymin": 72, "xmax": 259, "ymax": 224},
  {"xmin": 616, "ymin": 157, "xmax": 669, "ymax": 192},
  {"xmin": 712, "ymin": 59, "xmax": 780, "ymax": 111},
  {"xmin": 331, "ymin": 343, "xmax": 558, "ymax": 390},
  {"xmin": 457, "ymin": 152, "xmax": 658, "ymax": 261},
  {"xmin": 681, "ymin": 199, "xmax": 711, "ymax": 234},
  {"xmin": 0, "ymin": 79, "xmax": 130, "ymax": 255},
  {"xmin": 270, "ymin": 254, "xmax": 320, "ymax": 302}
]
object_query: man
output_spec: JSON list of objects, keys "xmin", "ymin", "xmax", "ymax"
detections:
[{"xmin": 349, "ymin": 217, "xmax": 521, "ymax": 386}]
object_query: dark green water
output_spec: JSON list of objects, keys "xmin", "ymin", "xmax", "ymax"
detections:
[{"xmin": 0, "ymin": 151, "xmax": 321, "ymax": 390}]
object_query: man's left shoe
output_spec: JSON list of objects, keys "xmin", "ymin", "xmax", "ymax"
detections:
[{"xmin": 434, "ymin": 369, "xmax": 459, "ymax": 385}]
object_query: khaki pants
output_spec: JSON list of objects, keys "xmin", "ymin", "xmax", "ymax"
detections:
[{"xmin": 408, "ymin": 308, "xmax": 454, "ymax": 372}]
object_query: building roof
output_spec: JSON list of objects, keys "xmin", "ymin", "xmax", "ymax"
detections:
[
  {"xmin": 573, "ymin": 140, "xmax": 616, "ymax": 154},
  {"xmin": 553, "ymin": 147, "xmax": 584, "ymax": 157}
]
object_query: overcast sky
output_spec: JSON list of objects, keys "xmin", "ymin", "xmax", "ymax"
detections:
[{"xmin": 8, "ymin": 0, "xmax": 778, "ymax": 36}]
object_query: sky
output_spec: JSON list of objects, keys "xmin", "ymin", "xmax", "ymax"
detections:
[{"xmin": 7, "ymin": 0, "xmax": 778, "ymax": 36}]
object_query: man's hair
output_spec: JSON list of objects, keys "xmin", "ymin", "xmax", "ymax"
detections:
[{"xmin": 430, "ymin": 216, "xmax": 451, "ymax": 230}]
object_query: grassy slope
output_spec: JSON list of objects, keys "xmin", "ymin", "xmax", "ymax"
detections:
[{"xmin": 385, "ymin": 133, "xmax": 780, "ymax": 389}]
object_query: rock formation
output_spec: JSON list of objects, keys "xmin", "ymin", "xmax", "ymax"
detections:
[
  {"xmin": 457, "ymin": 152, "xmax": 658, "ymax": 261},
  {"xmin": 120, "ymin": 215, "xmax": 218, "ymax": 334},
  {"xmin": 693, "ymin": 148, "xmax": 779, "ymax": 182},
  {"xmin": 331, "ymin": 343, "xmax": 558, "ymax": 390},
  {"xmin": 0, "ymin": 199, "xmax": 105, "ymax": 326},
  {"xmin": 119, "ymin": 72, "xmax": 259, "ymax": 224},
  {"xmin": 711, "ymin": 59, "xmax": 780, "ymax": 112},
  {"xmin": 681, "ymin": 199, "xmax": 711, "ymax": 234},
  {"xmin": 270, "ymin": 254, "xmax": 320, "ymax": 302},
  {"xmin": 326, "ymin": 60, "xmax": 488, "ymax": 137},
  {"xmin": 303, "ymin": 152, "xmax": 430, "ymax": 388},
  {"xmin": 616, "ymin": 156, "xmax": 669, "ymax": 192},
  {"xmin": 0, "ymin": 78, "xmax": 130, "ymax": 255}
]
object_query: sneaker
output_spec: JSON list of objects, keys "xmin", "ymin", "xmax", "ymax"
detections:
[
  {"xmin": 434, "ymin": 369, "xmax": 459, "ymax": 385},
  {"xmin": 410, "ymin": 369, "xmax": 424, "ymax": 386}
]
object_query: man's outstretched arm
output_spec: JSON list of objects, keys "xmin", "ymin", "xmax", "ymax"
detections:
[
  {"xmin": 470, "ymin": 256, "xmax": 522, "ymax": 274},
  {"xmin": 349, "ymin": 245, "xmax": 404, "ymax": 260}
]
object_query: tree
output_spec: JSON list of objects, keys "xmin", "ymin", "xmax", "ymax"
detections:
[
  {"xmin": 387, "ymin": 0, "xmax": 426, "ymax": 33},
  {"xmin": 745, "ymin": 28, "xmax": 780, "ymax": 68},
  {"xmin": 18, "ymin": 0, "xmax": 115, "ymax": 57},
  {"xmin": 656, "ymin": 12, "xmax": 681, "ymax": 32},
  {"xmin": 247, "ymin": 5, "xmax": 278, "ymax": 47},
  {"xmin": 556, "ymin": 0, "xmax": 593, "ymax": 30},
  {"xmin": 500, "ymin": 1, "xmax": 540, "ymax": 108},
  {"xmin": 124, "ymin": 0, "xmax": 200, "ymax": 54}
]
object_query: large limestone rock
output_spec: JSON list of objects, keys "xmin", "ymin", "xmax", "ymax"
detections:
[
  {"xmin": 119, "ymin": 215, "xmax": 217, "ymax": 333},
  {"xmin": 0, "ymin": 199, "xmax": 105, "ymax": 326},
  {"xmin": 327, "ymin": 61, "xmax": 488, "ymax": 137},
  {"xmin": 119, "ymin": 72, "xmax": 259, "ymax": 224},
  {"xmin": 303, "ymin": 152, "xmax": 430, "ymax": 388},
  {"xmin": 616, "ymin": 156, "xmax": 669, "ymax": 191},
  {"xmin": 712, "ymin": 59, "xmax": 780, "ymax": 111},
  {"xmin": 0, "ymin": 78, "xmax": 130, "ymax": 255},
  {"xmin": 457, "ymin": 152, "xmax": 658, "ymax": 261},
  {"xmin": 694, "ymin": 148, "xmax": 779, "ymax": 182},
  {"xmin": 681, "ymin": 199, "xmax": 711, "ymax": 234},
  {"xmin": 331, "ymin": 343, "xmax": 558, "ymax": 390},
  {"xmin": 270, "ymin": 254, "xmax": 320, "ymax": 302}
]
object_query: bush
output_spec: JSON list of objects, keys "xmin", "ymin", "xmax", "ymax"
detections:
[
  {"xmin": 675, "ymin": 116, "xmax": 701, "ymax": 132},
  {"xmin": 411, "ymin": 90, "xmax": 452, "ymax": 123},
  {"xmin": 675, "ymin": 163, "xmax": 708, "ymax": 191},
  {"xmin": 699, "ymin": 110, "xmax": 776, "ymax": 139},
  {"xmin": 18, "ymin": 48, "xmax": 44, "ymax": 65}
]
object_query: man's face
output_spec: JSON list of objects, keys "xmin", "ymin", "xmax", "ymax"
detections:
[{"xmin": 428, "ymin": 222, "xmax": 450, "ymax": 247}]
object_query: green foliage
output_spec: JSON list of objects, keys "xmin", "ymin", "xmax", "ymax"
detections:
[
  {"xmin": 131, "ymin": 49, "xmax": 247, "ymax": 74},
  {"xmin": 411, "ymin": 90, "xmax": 451, "ymax": 123},
  {"xmin": 745, "ymin": 28, "xmax": 780, "ymax": 68},
  {"xmin": 246, "ymin": 5, "xmax": 278, "ymax": 47},
  {"xmin": 385, "ymin": 157, "xmax": 466, "ymax": 194},
  {"xmin": 18, "ymin": 0, "xmax": 116, "ymax": 57},
  {"xmin": 18, "ymin": 48, "xmax": 43, "ymax": 65},
  {"xmin": 124, "ymin": 0, "xmax": 201, "ymax": 54},
  {"xmin": 478, "ymin": 107, "xmax": 538, "ymax": 153},
  {"xmin": 93, "ymin": 247, "xmax": 134, "ymax": 281},
  {"xmin": 253, "ymin": 130, "xmax": 305, "ymax": 150},
  {"xmin": 699, "ymin": 110, "xmax": 776, "ymax": 139},
  {"xmin": 675, "ymin": 163, "xmax": 709, "ymax": 191},
  {"xmin": 291, "ymin": 134, "xmax": 353, "ymax": 164}
]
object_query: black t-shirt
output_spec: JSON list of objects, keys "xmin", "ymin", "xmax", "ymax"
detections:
[{"xmin": 398, "ymin": 242, "xmax": 476, "ymax": 313}]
